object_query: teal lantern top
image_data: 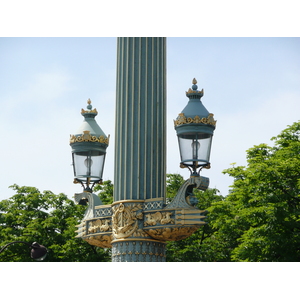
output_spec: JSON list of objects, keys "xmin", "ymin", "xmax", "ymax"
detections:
[
  {"xmin": 174, "ymin": 79, "xmax": 216, "ymax": 175},
  {"xmin": 70, "ymin": 99, "xmax": 109, "ymax": 192}
]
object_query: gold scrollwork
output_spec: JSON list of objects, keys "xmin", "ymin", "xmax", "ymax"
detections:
[
  {"xmin": 145, "ymin": 226, "xmax": 199, "ymax": 241},
  {"xmin": 144, "ymin": 211, "xmax": 174, "ymax": 226},
  {"xmin": 70, "ymin": 130, "xmax": 110, "ymax": 145},
  {"xmin": 84, "ymin": 234, "xmax": 112, "ymax": 248},
  {"xmin": 174, "ymin": 113, "xmax": 216, "ymax": 127},
  {"xmin": 112, "ymin": 203, "xmax": 143, "ymax": 239}
]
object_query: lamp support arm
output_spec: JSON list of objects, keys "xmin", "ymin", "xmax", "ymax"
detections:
[{"xmin": 0, "ymin": 241, "xmax": 32, "ymax": 254}]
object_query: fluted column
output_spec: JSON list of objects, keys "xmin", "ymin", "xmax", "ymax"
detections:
[
  {"xmin": 114, "ymin": 37, "xmax": 166, "ymax": 201},
  {"xmin": 112, "ymin": 37, "xmax": 167, "ymax": 261}
]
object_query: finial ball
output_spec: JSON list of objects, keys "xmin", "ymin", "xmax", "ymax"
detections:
[
  {"xmin": 87, "ymin": 98, "xmax": 92, "ymax": 110},
  {"xmin": 192, "ymin": 78, "xmax": 198, "ymax": 91}
]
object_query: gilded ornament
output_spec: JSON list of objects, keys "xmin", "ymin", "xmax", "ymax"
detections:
[
  {"xmin": 132, "ymin": 229, "xmax": 149, "ymax": 238},
  {"xmin": 174, "ymin": 113, "xmax": 216, "ymax": 127},
  {"xmin": 112, "ymin": 203, "xmax": 143, "ymax": 239},
  {"xmin": 81, "ymin": 108, "xmax": 98, "ymax": 114},
  {"xmin": 186, "ymin": 88, "xmax": 204, "ymax": 95},
  {"xmin": 88, "ymin": 219, "xmax": 111, "ymax": 233},
  {"xmin": 145, "ymin": 226, "xmax": 199, "ymax": 241},
  {"xmin": 84, "ymin": 234, "xmax": 112, "ymax": 248},
  {"xmin": 144, "ymin": 211, "xmax": 174, "ymax": 227},
  {"xmin": 70, "ymin": 130, "xmax": 110, "ymax": 145}
]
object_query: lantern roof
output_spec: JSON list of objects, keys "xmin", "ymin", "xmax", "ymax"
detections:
[
  {"xmin": 70, "ymin": 99, "xmax": 109, "ymax": 146},
  {"xmin": 174, "ymin": 79, "xmax": 216, "ymax": 130}
]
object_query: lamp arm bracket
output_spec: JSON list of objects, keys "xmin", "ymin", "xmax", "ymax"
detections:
[
  {"xmin": 74, "ymin": 192, "xmax": 103, "ymax": 220},
  {"xmin": 165, "ymin": 176, "xmax": 209, "ymax": 210}
]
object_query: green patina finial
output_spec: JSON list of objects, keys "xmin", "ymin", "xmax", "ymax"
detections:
[{"xmin": 185, "ymin": 78, "xmax": 203, "ymax": 97}]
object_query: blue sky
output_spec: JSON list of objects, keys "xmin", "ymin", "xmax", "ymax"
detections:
[{"xmin": 1, "ymin": 37, "xmax": 299, "ymax": 200}]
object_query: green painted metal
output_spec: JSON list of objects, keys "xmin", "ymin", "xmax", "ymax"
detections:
[
  {"xmin": 114, "ymin": 37, "xmax": 167, "ymax": 201},
  {"xmin": 112, "ymin": 37, "xmax": 167, "ymax": 261}
]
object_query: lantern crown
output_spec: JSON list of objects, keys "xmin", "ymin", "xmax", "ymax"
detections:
[
  {"xmin": 174, "ymin": 79, "xmax": 216, "ymax": 128},
  {"xmin": 70, "ymin": 99, "xmax": 109, "ymax": 145},
  {"xmin": 81, "ymin": 98, "xmax": 98, "ymax": 117},
  {"xmin": 185, "ymin": 78, "xmax": 204, "ymax": 98}
]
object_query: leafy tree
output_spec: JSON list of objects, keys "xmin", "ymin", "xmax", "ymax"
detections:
[
  {"xmin": 94, "ymin": 180, "xmax": 114, "ymax": 204},
  {"xmin": 219, "ymin": 121, "xmax": 300, "ymax": 261},
  {"xmin": 0, "ymin": 185, "xmax": 110, "ymax": 262},
  {"xmin": 166, "ymin": 173, "xmax": 185, "ymax": 201}
]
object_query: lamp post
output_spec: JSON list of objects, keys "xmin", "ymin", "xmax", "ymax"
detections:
[
  {"xmin": 71, "ymin": 38, "xmax": 216, "ymax": 262},
  {"xmin": 0, "ymin": 241, "xmax": 48, "ymax": 261}
]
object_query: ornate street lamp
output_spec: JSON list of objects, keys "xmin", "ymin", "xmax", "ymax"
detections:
[
  {"xmin": 70, "ymin": 99, "xmax": 109, "ymax": 193},
  {"xmin": 0, "ymin": 241, "xmax": 48, "ymax": 261},
  {"xmin": 71, "ymin": 39, "xmax": 217, "ymax": 262},
  {"xmin": 174, "ymin": 78, "xmax": 217, "ymax": 177}
]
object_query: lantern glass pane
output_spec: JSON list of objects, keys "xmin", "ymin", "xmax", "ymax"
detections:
[
  {"xmin": 72, "ymin": 150, "xmax": 105, "ymax": 181},
  {"xmin": 178, "ymin": 133, "xmax": 212, "ymax": 166}
]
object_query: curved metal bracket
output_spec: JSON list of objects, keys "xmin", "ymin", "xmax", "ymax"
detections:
[
  {"xmin": 165, "ymin": 175, "xmax": 209, "ymax": 209},
  {"xmin": 74, "ymin": 192, "xmax": 103, "ymax": 220}
]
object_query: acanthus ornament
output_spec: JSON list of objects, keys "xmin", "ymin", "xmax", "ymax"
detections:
[
  {"xmin": 70, "ymin": 130, "xmax": 110, "ymax": 145},
  {"xmin": 174, "ymin": 113, "xmax": 216, "ymax": 127}
]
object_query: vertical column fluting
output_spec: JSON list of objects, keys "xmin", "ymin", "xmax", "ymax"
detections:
[
  {"xmin": 112, "ymin": 37, "xmax": 167, "ymax": 262},
  {"xmin": 114, "ymin": 37, "xmax": 166, "ymax": 201}
]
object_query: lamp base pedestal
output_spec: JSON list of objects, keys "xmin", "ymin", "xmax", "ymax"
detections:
[{"xmin": 111, "ymin": 240, "xmax": 166, "ymax": 262}]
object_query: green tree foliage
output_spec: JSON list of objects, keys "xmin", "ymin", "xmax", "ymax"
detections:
[
  {"xmin": 0, "ymin": 185, "xmax": 110, "ymax": 262},
  {"xmin": 219, "ymin": 121, "xmax": 300, "ymax": 261},
  {"xmin": 93, "ymin": 180, "xmax": 114, "ymax": 204},
  {"xmin": 166, "ymin": 173, "xmax": 185, "ymax": 200}
]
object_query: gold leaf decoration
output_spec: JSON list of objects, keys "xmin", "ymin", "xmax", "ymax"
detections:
[
  {"xmin": 70, "ymin": 130, "xmax": 110, "ymax": 145},
  {"xmin": 174, "ymin": 113, "xmax": 216, "ymax": 127}
]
